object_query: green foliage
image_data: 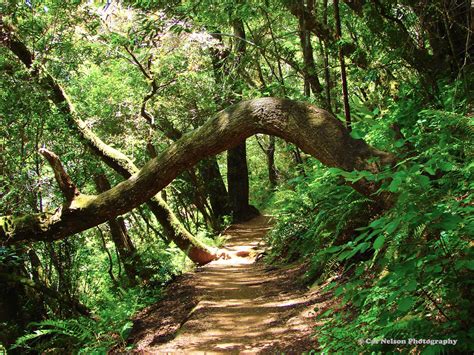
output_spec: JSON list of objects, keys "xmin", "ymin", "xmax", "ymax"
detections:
[
  {"xmin": 266, "ymin": 83, "xmax": 473, "ymax": 353},
  {"xmin": 13, "ymin": 287, "xmax": 161, "ymax": 353},
  {"xmin": 266, "ymin": 160, "xmax": 371, "ymax": 270},
  {"xmin": 1, "ymin": 0, "xmax": 472, "ymax": 353}
]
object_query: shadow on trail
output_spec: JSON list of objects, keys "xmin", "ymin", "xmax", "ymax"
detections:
[{"xmin": 126, "ymin": 215, "xmax": 331, "ymax": 353}]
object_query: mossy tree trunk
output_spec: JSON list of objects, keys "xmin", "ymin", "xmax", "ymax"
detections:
[{"xmin": 0, "ymin": 21, "xmax": 217, "ymax": 265}]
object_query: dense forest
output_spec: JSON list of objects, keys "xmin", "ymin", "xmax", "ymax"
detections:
[{"xmin": 0, "ymin": 0, "xmax": 473, "ymax": 353}]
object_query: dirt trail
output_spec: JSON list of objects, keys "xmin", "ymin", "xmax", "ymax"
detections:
[{"xmin": 128, "ymin": 215, "xmax": 330, "ymax": 353}]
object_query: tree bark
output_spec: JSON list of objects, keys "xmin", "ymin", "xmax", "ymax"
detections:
[
  {"xmin": 334, "ymin": 0, "xmax": 352, "ymax": 130},
  {"xmin": 321, "ymin": 0, "xmax": 333, "ymax": 112},
  {"xmin": 0, "ymin": 97, "xmax": 396, "ymax": 246},
  {"xmin": 94, "ymin": 174, "xmax": 144, "ymax": 285},
  {"xmin": 267, "ymin": 136, "xmax": 278, "ymax": 187},
  {"xmin": 227, "ymin": 142, "xmax": 259, "ymax": 222},
  {"xmin": 225, "ymin": 18, "xmax": 260, "ymax": 222},
  {"xmin": 294, "ymin": 0, "xmax": 326, "ymax": 105},
  {"xmin": 256, "ymin": 135, "xmax": 279, "ymax": 187},
  {"xmin": 285, "ymin": 0, "xmax": 368, "ymax": 69},
  {"xmin": 198, "ymin": 158, "xmax": 230, "ymax": 222}
]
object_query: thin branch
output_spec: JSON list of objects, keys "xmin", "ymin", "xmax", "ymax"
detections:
[
  {"xmin": 123, "ymin": 45, "xmax": 153, "ymax": 79},
  {"xmin": 97, "ymin": 226, "xmax": 118, "ymax": 286},
  {"xmin": 255, "ymin": 134, "xmax": 269, "ymax": 154}
]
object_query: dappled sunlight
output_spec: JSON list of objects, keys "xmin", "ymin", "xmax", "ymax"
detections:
[{"xmin": 134, "ymin": 215, "xmax": 321, "ymax": 353}]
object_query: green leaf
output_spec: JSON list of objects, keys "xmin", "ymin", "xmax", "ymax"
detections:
[
  {"xmin": 455, "ymin": 260, "xmax": 474, "ymax": 271},
  {"xmin": 438, "ymin": 161, "xmax": 453, "ymax": 171},
  {"xmin": 416, "ymin": 174, "xmax": 431, "ymax": 188},
  {"xmin": 424, "ymin": 165, "xmax": 436, "ymax": 175},
  {"xmin": 120, "ymin": 321, "xmax": 133, "ymax": 340},
  {"xmin": 405, "ymin": 279, "xmax": 418, "ymax": 292},
  {"xmin": 373, "ymin": 235, "xmax": 385, "ymax": 250},
  {"xmin": 438, "ymin": 214, "xmax": 462, "ymax": 230},
  {"xmin": 397, "ymin": 296, "xmax": 415, "ymax": 313},
  {"xmin": 318, "ymin": 309, "xmax": 334, "ymax": 319},
  {"xmin": 323, "ymin": 245, "xmax": 342, "ymax": 254},
  {"xmin": 369, "ymin": 218, "xmax": 385, "ymax": 229},
  {"xmin": 334, "ymin": 286, "xmax": 345, "ymax": 297},
  {"xmin": 327, "ymin": 167, "xmax": 344, "ymax": 175},
  {"xmin": 384, "ymin": 219, "xmax": 400, "ymax": 235},
  {"xmin": 421, "ymin": 345, "xmax": 444, "ymax": 355},
  {"xmin": 350, "ymin": 129, "xmax": 365, "ymax": 140},
  {"xmin": 394, "ymin": 139, "xmax": 405, "ymax": 148},
  {"xmin": 387, "ymin": 177, "xmax": 402, "ymax": 192}
]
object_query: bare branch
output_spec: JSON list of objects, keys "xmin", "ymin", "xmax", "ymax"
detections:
[{"xmin": 39, "ymin": 148, "xmax": 80, "ymax": 202}]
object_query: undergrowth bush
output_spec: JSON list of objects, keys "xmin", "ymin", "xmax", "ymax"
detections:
[
  {"xmin": 266, "ymin": 163, "xmax": 370, "ymax": 271},
  {"xmin": 266, "ymin": 83, "xmax": 474, "ymax": 353},
  {"xmin": 10, "ymin": 224, "xmax": 189, "ymax": 353},
  {"xmin": 13, "ymin": 287, "xmax": 161, "ymax": 353}
]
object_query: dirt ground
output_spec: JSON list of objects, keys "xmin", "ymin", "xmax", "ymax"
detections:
[{"xmin": 126, "ymin": 215, "xmax": 333, "ymax": 354}]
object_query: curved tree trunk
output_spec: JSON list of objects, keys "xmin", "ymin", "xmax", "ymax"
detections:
[{"xmin": 0, "ymin": 97, "xmax": 396, "ymax": 246}]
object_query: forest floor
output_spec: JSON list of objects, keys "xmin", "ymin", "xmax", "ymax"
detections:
[{"xmin": 126, "ymin": 215, "xmax": 333, "ymax": 353}]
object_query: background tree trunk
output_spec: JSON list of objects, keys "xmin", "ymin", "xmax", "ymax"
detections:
[
  {"xmin": 227, "ymin": 142, "xmax": 259, "ymax": 222},
  {"xmin": 225, "ymin": 18, "xmax": 260, "ymax": 222},
  {"xmin": 295, "ymin": 0, "xmax": 325, "ymax": 105},
  {"xmin": 198, "ymin": 158, "xmax": 231, "ymax": 223},
  {"xmin": 94, "ymin": 173, "xmax": 143, "ymax": 285},
  {"xmin": 334, "ymin": 0, "xmax": 352, "ymax": 130},
  {"xmin": 267, "ymin": 136, "xmax": 278, "ymax": 188}
]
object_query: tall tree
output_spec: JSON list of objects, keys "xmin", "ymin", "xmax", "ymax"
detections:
[
  {"xmin": 334, "ymin": 0, "xmax": 352, "ymax": 130},
  {"xmin": 229, "ymin": 15, "xmax": 260, "ymax": 222},
  {"xmin": 291, "ymin": 0, "xmax": 326, "ymax": 104}
]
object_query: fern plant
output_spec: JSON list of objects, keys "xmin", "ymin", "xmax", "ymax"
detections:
[{"xmin": 266, "ymin": 81, "xmax": 473, "ymax": 353}]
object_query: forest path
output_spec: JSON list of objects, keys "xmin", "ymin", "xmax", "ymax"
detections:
[{"xmin": 128, "ymin": 215, "xmax": 329, "ymax": 353}]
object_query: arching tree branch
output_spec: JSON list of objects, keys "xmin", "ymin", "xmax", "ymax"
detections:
[{"xmin": 0, "ymin": 97, "xmax": 396, "ymax": 246}]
